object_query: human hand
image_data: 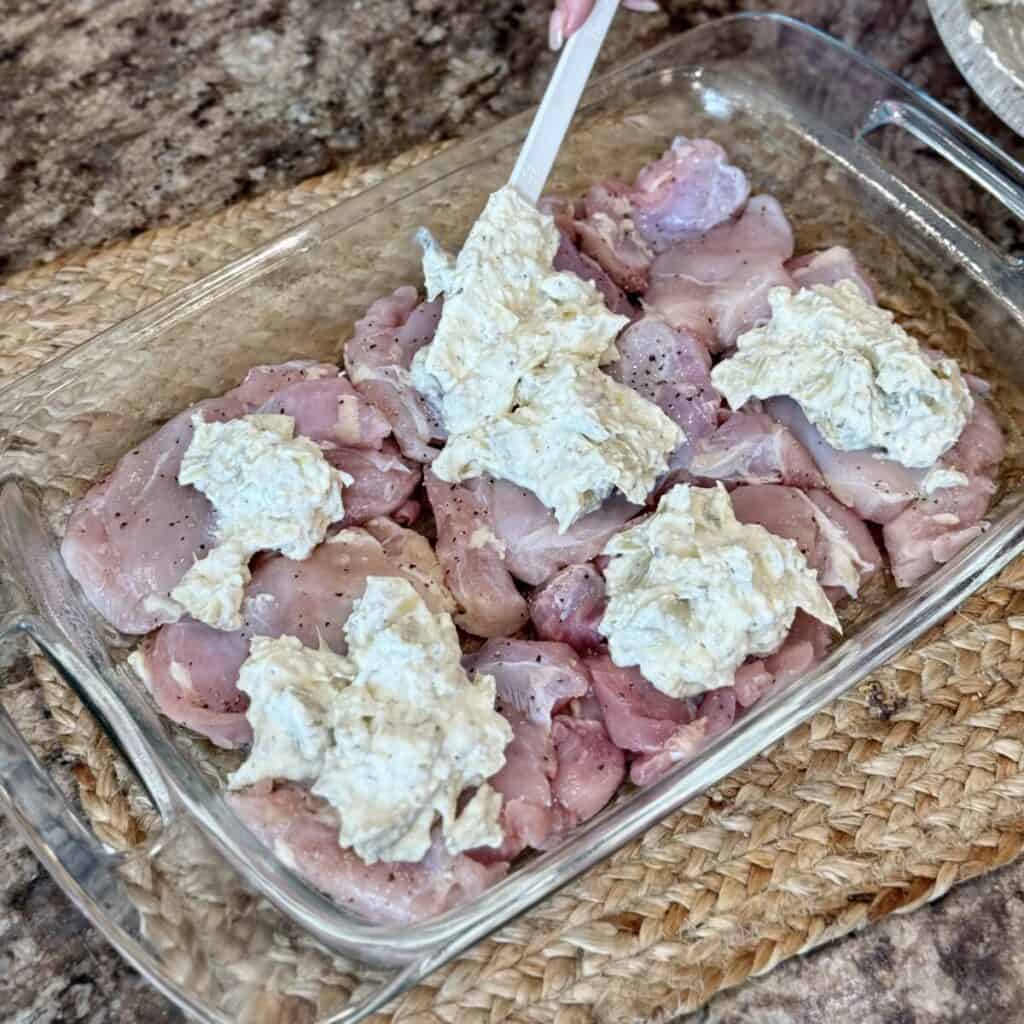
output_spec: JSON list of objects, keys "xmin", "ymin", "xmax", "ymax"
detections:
[{"xmin": 549, "ymin": 0, "xmax": 661, "ymax": 50}]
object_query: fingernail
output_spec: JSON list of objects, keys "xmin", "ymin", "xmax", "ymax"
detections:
[
  {"xmin": 625, "ymin": 0, "xmax": 661, "ymax": 11},
  {"xmin": 548, "ymin": 9, "xmax": 565, "ymax": 51}
]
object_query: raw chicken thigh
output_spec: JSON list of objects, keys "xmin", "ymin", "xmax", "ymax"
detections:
[
  {"xmin": 343, "ymin": 287, "xmax": 446, "ymax": 463},
  {"xmin": 883, "ymin": 400, "xmax": 1005, "ymax": 585},
  {"xmin": 466, "ymin": 640, "xmax": 625, "ymax": 859},
  {"xmin": 230, "ymin": 784, "xmax": 506, "ymax": 925},
  {"xmin": 646, "ymin": 195, "xmax": 795, "ymax": 351},
  {"xmin": 63, "ymin": 362, "xmax": 420, "ymax": 634},
  {"xmin": 607, "ymin": 317, "xmax": 720, "ymax": 472},
  {"xmin": 530, "ymin": 564, "xmax": 607, "ymax": 652},
  {"xmin": 424, "ymin": 470, "xmax": 530, "ymax": 638},
  {"xmin": 486, "ymin": 479, "xmax": 638, "ymax": 587},
  {"xmin": 689, "ymin": 411, "xmax": 823, "ymax": 489},
  {"xmin": 788, "ymin": 246, "xmax": 875, "ymax": 301}
]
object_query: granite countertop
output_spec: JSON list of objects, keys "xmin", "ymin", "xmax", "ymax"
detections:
[{"xmin": 2, "ymin": 1, "xmax": 1024, "ymax": 1021}]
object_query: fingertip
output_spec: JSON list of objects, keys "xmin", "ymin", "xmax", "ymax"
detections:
[{"xmin": 548, "ymin": 9, "xmax": 566, "ymax": 51}]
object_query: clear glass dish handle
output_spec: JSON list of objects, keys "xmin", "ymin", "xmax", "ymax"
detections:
[
  {"xmin": 859, "ymin": 97, "xmax": 1024, "ymax": 274},
  {"xmin": 0, "ymin": 614, "xmax": 134, "ymax": 904},
  {"xmin": 0, "ymin": 611, "xmax": 228, "ymax": 1019},
  {"xmin": 861, "ymin": 98, "xmax": 1024, "ymax": 226}
]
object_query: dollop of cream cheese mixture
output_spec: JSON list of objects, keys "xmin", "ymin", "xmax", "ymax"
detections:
[
  {"xmin": 411, "ymin": 185, "xmax": 681, "ymax": 530},
  {"xmin": 229, "ymin": 635, "xmax": 343, "ymax": 790},
  {"xmin": 711, "ymin": 281, "xmax": 973, "ymax": 468},
  {"xmin": 601, "ymin": 484, "xmax": 840, "ymax": 699},
  {"xmin": 170, "ymin": 413, "xmax": 351, "ymax": 630},
  {"xmin": 229, "ymin": 576, "xmax": 512, "ymax": 864}
]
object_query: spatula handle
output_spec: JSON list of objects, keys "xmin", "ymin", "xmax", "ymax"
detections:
[{"xmin": 508, "ymin": 0, "xmax": 619, "ymax": 204}]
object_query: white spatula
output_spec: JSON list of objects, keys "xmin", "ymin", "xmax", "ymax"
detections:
[{"xmin": 508, "ymin": 0, "xmax": 620, "ymax": 204}]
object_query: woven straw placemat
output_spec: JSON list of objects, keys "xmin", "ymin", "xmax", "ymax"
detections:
[{"xmin": 6, "ymin": 142, "xmax": 1024, "ymax": 1024}]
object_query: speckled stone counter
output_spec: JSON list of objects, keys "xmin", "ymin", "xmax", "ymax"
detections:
[{"xmin": 2, "ymin": 2, "xmax": 1024, "ymax": 1021}]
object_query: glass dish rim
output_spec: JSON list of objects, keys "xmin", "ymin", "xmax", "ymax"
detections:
[{"xmin": 2, "ymin": 7, "xmax": 1024, "ymax": 993}]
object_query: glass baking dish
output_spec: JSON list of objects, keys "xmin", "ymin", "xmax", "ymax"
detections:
[{"xmin": 3, "ymin": 12, "xmax": 1024, "ymax": 1022}]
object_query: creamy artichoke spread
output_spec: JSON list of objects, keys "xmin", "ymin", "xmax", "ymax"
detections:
[
  {"xmin": 711, "ymin": 281, "xmax": 973, "ymax": 469},
  {"xmin": 601, "ymin": 484, "xmax": 840, "ymax": 698},
  {"xmin": 411, "ymin": 185, "xmax": 680, "ymax": 530},
  {"xmin": 922, "ymin": 466, "xmax": 970, "ymax": 494},
  {"xmin": 230, "ymin": 576, "xmax": 512, "ymax": 864},
  {"xmin": 230, "ymin": 636, "xmax": 343, "ymax": 790},
  {"xmin": 170, "ymin": 414, "xmax": 351, "ymax": 630}
]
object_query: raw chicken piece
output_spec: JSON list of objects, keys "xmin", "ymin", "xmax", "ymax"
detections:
[
  {"xmin": 63, "ymin": 361, "xmax": 358, "ymax": 636},
  {"xmin": 732, "ymin": 611, "xmax": 833, "ymax": 713},
  {"xmin": 478, "ymin": 710, "xmax": 556, "ymax": 862},
  {"xmin": 563, "ymin": 489, "xmax": 865, "ymax": 786},
  {"xmin": 883, "ymin": 483, "xmax": 993, "ymax": 586},
  {"xmin": 770, "ymin": 391, "xmax": 1005, "ymax": 574},
  {"xmin": 343, "ymin": 287, "xmax": 446, "ymax": 463},
  {"xmin": 587, "ymin": 590, "xmax": 838, "ymax": 786},
  {"xmin": 133, "ymin": 520, "xmax": 453, "ymax": 748},
  {"xmin": 547, "ymin": 716, "xmax": 625, "ymax": 829},
  {"xmin": 883, "ymin": 400, "xmax": 1005, "ymax": 586},
  {"xmin": 134, "ymin": 620, "xmax": 252, "ymax": 749},
  {"xmin": 765, "ymin": 610, "xmax": 832, "ymax": 683},
  {"xmin": 275, "ymin": 384, "xmax": 422, "ymax": 525},
  {"xmin": 732, "ymin": 660, "xmax": 774, "ymax": 708},
  {"xmin": 766, "ymin": 397, "xmax": 923, "ymax": 524},
  {"xmin": 628, "ymin": 137, "xmax": 750, "ymax": 251},
  {"xmin": 588, "ymin": 655, "xmax": 743, "ymax": 786},
  {"xmin": 787, "ymin": 246, "xmax": 875, "ymax": 302},
  {"xmin": 327, "ymin": 440, "xmax": 421, "ymax": 526},
  {"xmin": 646, "ymin": 195, "xmax": 795, "ymax": 352},
  {"xmin": 628, "ymin": 719, "xmax": 707, "ymax": 787},
  {"xmin": 465, "ymin": 639, "xmax": 590, "ymax": 727},
  {"xmin": 485, "ymin": 478, "xmax": 639, "ymax": 587},
  {"xmin": 229, "ymin": 784, "xmax": 505, "ymax": 924},
  {"xmin": 551, "ymin": 216, "xmax": 637, "ymax": 317},
  {"xmin": 530, "ymin": 563, "xmax": 607, "ymax": 653},
  {"xmin": 585, "ymin": 654, "xmax": 694, "ymax": 754},
  {"xmin": 730, "ymin": 483, "xmax": 832, "ymax": 570},
  {"xmin": 482, "ymin": 707, "xmax": 624, "ymax": 861},
  {"xmin": 624, "ymin": 605, "xmax": 835, "ymax": 786},
  {"xmin": 468, "ymin": 641, "xmax": 622, "ymax": 858},
  {"xmin": 735, "ymin": 611, "xmax": 833, "ymax": 708},
  {"xmin": 804, "ymin": 489, "xmax": 883, "ymax": 593},
  {"xmin": 943, "ymin": 397, "xmax": 1005, "ymax": 477},
  {"xmin": 63, "ymin": 418, "xmax": 217, "ymax": 636},
  {"xmin": 730, "ymin": 483, "xmax": 881, "ymax": 597},
  {"xmin": 570, "ymin": 135, "xmax": 748, "ymax": 292},
  {"xmin": 689, "ymin": 411, "xmax": 824, "ymax": 489},
  {"xmin": 576, "ymin": 183, "xmax": 653, "ymax": 293},
  {"xmin": 607, "ymin": 317, "xmax": 720, "ymax": 471},
  {"xmin": 253, "ymin": 370, "xmax": 391, "ymax": 450},
  {"xmin": 627, "ymin": 608, "xmax": 834, "ymax": 786},
  {"xmin": 228, "ymin": 362, "xmax": 353, "ymax": 409},
  {"xmin": 695, "ymin": 688, "xmax": 737, "ymax": 740},
  {"xmin": 424, "ymin": 471, "xmax": 530, "ymax": 638}
]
